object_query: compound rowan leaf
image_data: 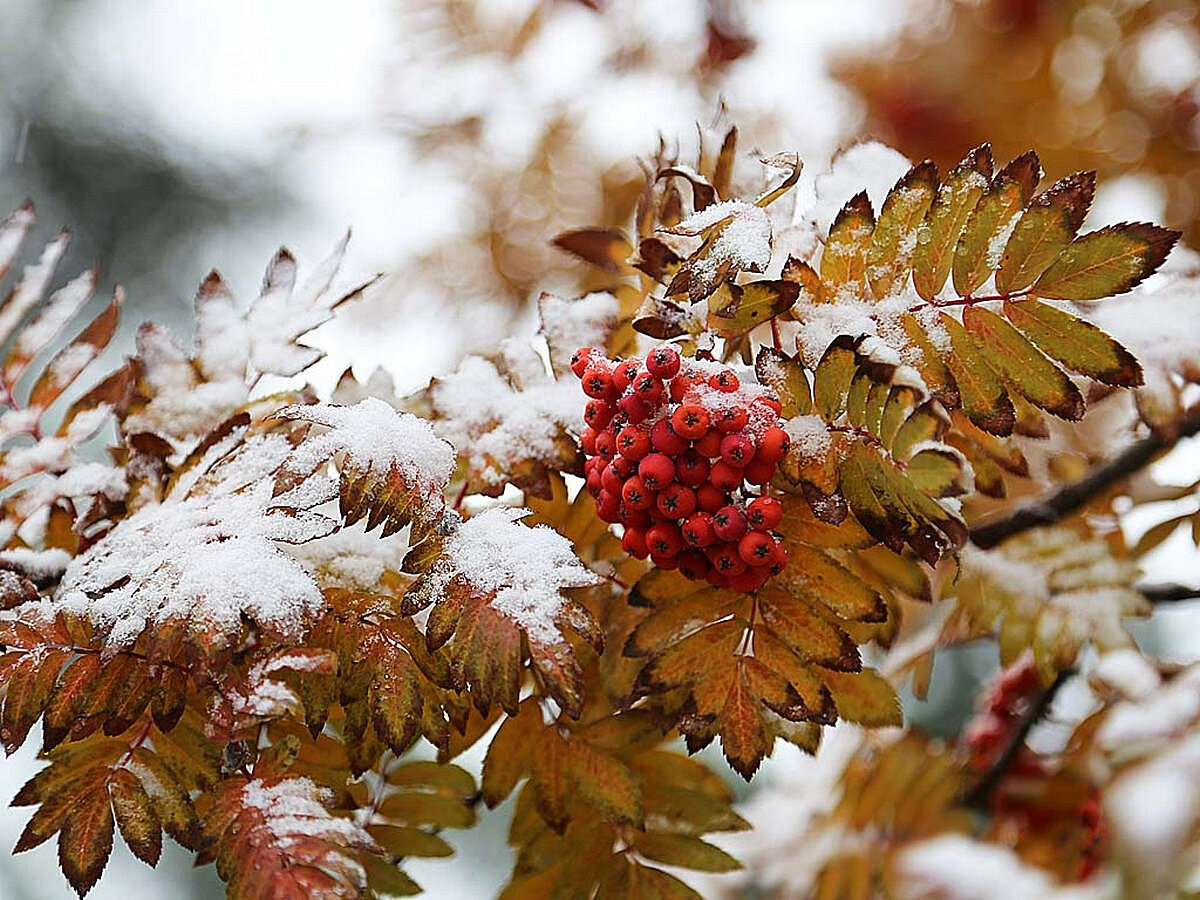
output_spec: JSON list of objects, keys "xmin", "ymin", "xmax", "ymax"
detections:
[
  {"xmin": 1002, "ymin": 297, "xmax": 1142, "ymax": 386},
  {"xmin": 868, "ymin": 160, "xmax": 937, "ymax": 299},
  {"xmin": 912, "ymin": 144, "xmax": 993, "ymax": 301},
  {"xmin": 819, "ymin": 667, "xmax": 902, "ymax": 727},
  {"xmin": 962, "ymin": 304, "xmax": 1084, "ymax": 420},
  {"xmin": 1034, "ymin": 222, "xmax": 1179, "ymax": 301},
  {"xmin": 939, "ymin": 312, "xmax": 1014, "ymax": 435},
  {"xmin": 995, "ymin": 171, "xmax": 1094, "ymax": 294},
  {"xmin": 58, "ymin": 783, "xmax": 115, "ymax": 897},
  {"xmin": 820, "ymin": 192, "xmax": 875, "ymax": 301},
  {"xmin": 109, "ymin": 767, "xmax": 161, "ymax": 867},
  {"xmin": 906, "ymin": 448, "xmax": 970, "ymax": 498},
  {"xmin": 952, "ymin": 150, "xmax": 1040, "ymax": 297},
  {"xmin": 774, "ymin": 545, "xmax": 887, "ymax": 623},
  {"xmin": 757, "ymin": 587, "xmax": 860, "ymax": 671},
  {"xmin": 44, "ymin": 654, "xmax": 104, "ymax": 752}
]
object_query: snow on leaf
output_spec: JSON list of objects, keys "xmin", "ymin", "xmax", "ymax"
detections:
[
  {"xmin": 537, "ymin": 291, "xmax": 619, "ymax": 378},
  {"xmin": 663, "ymin": 199, "xmax": 773, "ymax": 302},
  {"xmin": 408, "ymin": 506, "xmax": 602, "ymax": 718}
]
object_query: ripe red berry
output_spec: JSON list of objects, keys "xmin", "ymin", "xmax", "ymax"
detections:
[
  {"xmin": 621, "ymin": 526, "xmax": 649, "ymax": 559},
  {"xmin": 610, "ymin": 454, "xmax": 638, "ymax": 479},
  {"xmin": 709, "ymin": 460, "xmax": 744, "ymax": 491},
  {"xmin": 738, "ymin": 531, "xmax": 776, "ymax": 566},
  {"xmin": 712, "ymin": 506, "xmax": 748, "ymax": 541},
  {"xmin": 633, "ymin": 371, "xmax": 665, "ymax": 404},
  {"xmin": 613, "ymin": 358, "xmax": 641, "ymax": 392},
  {"xmin": 570, "ymin": 347, "xmax": 597, "ymax": 378},
  {"xmin": 596, "ymin": 490, "xmax": 620, "ymax": 522},
  {"xmin": 638, "ymin": 453, "xmax": 675, "ymax": 490},
  {"xmin": 582, "ymin": 367, "xmax": 615, "ymax": 399},
  {"xmin": 707, "ymin": 542, "xmax": 747, "ymax": 576},
  {"xmin": 646, "ymin": 345, "xmax": 681, "ymax": 378},
  {"xmin": 580, "ymin": 427, "xmax": 598, "ymax": 455},
  {"xmin": 728, "ymin": 567, "xmax": 770, "ymax": 592},
  {"xmin": 671, "ymin": 404, "xmax": 710, "ymax": 439},
  {"xmin": 647, "ymin": 522, "xmax": 684, "ymax": 557},
  {"xmin": 619, "ymin": 394, "xmax": 652, "ymax": 424},
  {"xmin": 675, "ymin": 449, "xmax": 710, "ymax": 487},
  {"xmin": 650, "ymin": 552, "xmax": 680, "ymax": 570},
  {"xmin": 694, "ymin": 428, "xmax": 723, "ymax": 458},
  {"xmin": 714, "ymin": 405, "xmax": 749, "ymax": 433},
  {"xmin": 594, "ymin": 429, "xmax": 616, "ymax": 459},
  {"xmin": 747, "ymin": 496, "xmax": 783, "ymax": 531},
  {"xmin": 681, "ymin": 512, "xmax": 716, "ymax": 547},
  {"xmin": 601, "ymin": 464, "xmax": 623, "ymax": 495},
  {"xmin": 696, "ymin": 482, "xmax": 725, "ymax": 513},
  {"xmin": 650, "ymin": 418, "xmax": 689, "ymax": 455},
  {"xmin": 669, "ymin": 376, "xmax": 695, "ymax": 403},
  {"xmin": 584, "ymin": 399, "xmax": 613, "ymax": 430},
  {"xmin": 656, "ymin": 483, "xmax": 697, "ymax": 519},
  {"xmin": 707, "ymin": 569, "xmax": 731, "ymax": 589},
  {"xmin": 756, "ymin": 426, "xmax": 790, "ymax": 465},
  {"xmin": 720, "ymin": 434, "xmax": 756, "ymax": 468},
  {"xmin": 754, "ymin": 395, "xmax": 783, "ymax": 415},
  {"xmin": 742, "ymin": 458, "xmax": 776, "ymax": 486},
  {"xmin": 586, "ymin": 470, "xmax": 602, "ymax": 497},
  {"xmin": 766, "ymin": 541, "xmax": 788, "ymax": 574},
  {"xmin": 616, "ymin": 425, "xmax": 651, "ymax": 461},
  {"xmin": 710, "ymin": 369, "xmax": 740, "ymax": 392},
  {"xmin": 678, "ymin": 549, "xmax": 709, "ymax": 580},
  {"xmin": 622, "ymin": 508, "xmax": 651, "ymax": 528},
  {"xmin": 621, "ymin": 476, "xmax": 653, "ymax": 511}
]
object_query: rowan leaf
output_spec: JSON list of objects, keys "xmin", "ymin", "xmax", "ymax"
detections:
[
  {"xmin": 813, "ymin": 335, "xmax": 861, "ymax": 420},
  {"xmin": 551, "ymin": 228, "xmax": 632, "ymax": 273},
  {"xmin": 1002, "ymin": 298, "xmax": 1142, "ymax": 386},
  {"xmin": 868, "ymin": 160, "xmax": 937, "ymax": 299},
  {"xmin": 939, "ymin": 312, "xmax": 1014, "ymax": 435},
  {"xmin": 709, "ymin": 279, "xmax": 799, "ymax": 337},
  {"xmin": 1034, "ymin": 222, "xmax": 1179, "ymax": 301},
  {"xmin": 912, "ymin": 144, "xmax": 993, "ymax": 301},
  {"xmin": 631, "ymin": 832, "xmax": 741, "ymax": 873},
  {"xmin": 820, "ymin": 667, "xmax": 902, "ymax": 727},
  {"xmin": 58, "ymin": 784, "xmax": 115, "ymax": 897},
  {"xmin": 995, "ymin": 171, "xmax": 1094, "ymax": 294},
  {"xmin": 952, "ymin": 150, "xmax": 1040, "ymax": 297},
  {"xmin": 109, "ymin": 768, "xmax": 161, "ymax": 867},
  {"xmin": 754, "ymin": 346, "xmax": 811, "ymax": 417},
  {"xmin": 962, "ymin": 304, "xmax": 1084, "ymax": 420},
  {"xmin": 820, "ymin": 192, "xmax": 875, "ymax": 301},
  {"xmin": 569, "ymin": 740, "xmax": 643, "ymax": 828}
]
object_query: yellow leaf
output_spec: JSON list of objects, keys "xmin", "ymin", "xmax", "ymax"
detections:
[
  {"xmin": 1034, "ymin": 222, "xmax": 1179, "ymax": 301},
  {"xmin": 868, "ymin": 160, "xmax": 937, "ymax": 300},
  {"xmin": 1003, "ymin": 297, "xmax": 1142, "ymax": 386},
  {"xmin": 912, "ymin": 144, "xmax": 992, "ymax": 301},
  {"xmin": 995, "ymin": 171, "xmax": 1093, "ymax": 294},
  {"xmin": 821, "ymin": 192, "xmax": 875, "ymax": 301},
  {"xmin": 952, "ymin": 150, "xmax": 1040, "ymax": 297}
]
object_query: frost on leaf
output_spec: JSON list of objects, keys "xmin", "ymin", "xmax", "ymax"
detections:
[
  {"xmin": 200, "ymin": 775, "xmax": 381, "ymax": 900},
  {"xmin": 56, "ymin": 422, "xmax": 336, "ymax": 654},
  {"xmin": 276, "ymin": 398, "xmax": 455, "ymax": 540},
  {"xmin": 407, "ymin": 507, "xmax": 602, "ymax": 718}
]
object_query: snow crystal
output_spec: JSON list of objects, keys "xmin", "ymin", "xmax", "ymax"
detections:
[
  {"xmin": 784, "ymin": 415, "xmax": 832, "ymax": 460},
  {"xmin": 242, "ymin": 776, "xmax": 372, "ymax": 850},
  {"xmin": 280, "ymin": 398, "xmax": 455, "ymax": 497},
  {"xmin": 424, "ymin": 506, "xmax": 599, "ymax": 644},
  {"xmin": 0, "ymin": 547, "xmax": 71, "ymax": 581},
  {"xmin": 666, "ymin": 200, "xmax": 773, "ymax": 287},
  {"xmin": 538, "ymin": 292, "xmax": 619, "ymax": 369}
]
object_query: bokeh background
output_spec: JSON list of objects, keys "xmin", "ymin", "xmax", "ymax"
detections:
[{"xmin": 0, "ymin": 0, "xmax": 1196, "ymax": 896}]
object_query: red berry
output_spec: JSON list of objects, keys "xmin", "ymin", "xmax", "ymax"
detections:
[
  {"xmin": 756, "ymin": 427, "xmax": 790, "ymax": 465},
  {"xmin": 747, "ymin": 496, "xmax": 783, "ymax": 531},
  {"xmin": 669, "ymin": 377, "xmax": 696, "ymax": 403},
  {"xmin": 707, "ymin": 542, "xmax": 747, "ymax": 575},
  {"xmin": 619, "ymin": 394, "xmax": 652, "ymax": 424},
  {"xmin": 766, "ymin": 541, "xmax": 788, "ymax": 575},
  {"xmin": 638, "ymin": 453, "xmax": 676, "ymax": 490},
  {"xmin": 696, "ymin": 482, "xmax": 725, "ymax": 513},
  {"xmin": 738, "ymin": 531, "xmax": 775, "ymax": 566},
  {"xmin": 713, "ymin": 506, "xmax": 748, "ymax": 541},
  {"xmin": 601, "ymin": 465, "xmax": 623, "ymax": 495},
  {"xmin": 651, "ymin": 552, "xmax": 680, "ymax": 570},
  {"xmin": 617, "ymin": 425, "xmax": 651, "ymax": 460},
  {"xmin": 596, "ymin": 490, "xmax": 620, "ymax": 522},
  {"xmin": 742, "ymin": 458, "xmax": 776, "ymax": 486},
  {"xmin": 694, "ymin": 427, "xmax": 723, "ymax": 458},
  {"xmin": 647, "ymin": 522, "xmax": 684, "ymax": 557},
  {"xmin": 720, "ymin": 434, "xmax": 756, "ymax": 468},
  {"xmin": 656, "ymin": 483, "xmax": 697, "ymax": 519},
  {"xmin": 671, "ymin": 404, "xmax": 711, "ymax": 439},
  {"xmin": 622, "ymin": 508, "xmax": 651, "ymax": 528},
  {"xmin": 675, "ymin": 449, "xmax": 710, "ymax": 487},
  {"xmin": 709, "ymin": 460, "xmax": 744, "ymax": 491},
  {"xmin": 646, "ymin": 345, "xmax": 681, "ymax": 378},
  {"xmin": 582, "ymin": 366, "xmax": 615, "ymax": 399},
  {"xmin": 613, "ymin": 358, "xmax": 641, "ymax": 392},
  {"xmin": 594, "ymin": 429, "xmax": 616, "ymax": 459},
  {"xmin": 710, "ymin": 369, "xmax": 739, "ymax": 392},
  {"xmin": 580, "ymin": 427, "xmax": 598, "ymax": 455},
  {"xmin": 728, "ymin": 567, "xmax": 770, "ymax": 592},
  {"xmin": 714, "ymin": 405, "xmax": 749, "ymax": 433},
  {"xmin": 754, "ymin": 395, "xmax": 783, "ymax": 415},
  {"xmin": 650, "ymin": 418, "xmax": 689, "ymax": 455},
  {"xmin": 632, "ymin": 372, "xmax": 665, "ymax": 404},
  {"xmin": 678, "ymin": 549, "xmax": 709, "ymax": 580},
  {"xmin": 707, "ymin": 569, "xmax": 731, "ymax": 589},
  {"xmin": 622, "ymin": 526, "xmax": 649, "ymax": 559},
  {"xmin": 570, "ymin": 347, "xmax": 597, "ymax": 378},
  {"xmin": 681, "ymin": 512, "xmax": 716, "ymax": 547},
  {"xmin": 621, "ymin": 476, "xmax": 653, "ymax": 511},
  {"xmin": 586, "ymin": 470, "xmax": 602, "ymax": 497},
  {"xmin": 584, "ymin": 399, "xmax": 613, "ymax": 430},
  {"xmin": 610, "ymin": 454, "xmax": 638, "ymax": 479}
]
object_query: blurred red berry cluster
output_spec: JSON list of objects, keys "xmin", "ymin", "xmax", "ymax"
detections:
[{"xmin": 573, "ymin": 344, "xmax": 790, "ymax": 592}]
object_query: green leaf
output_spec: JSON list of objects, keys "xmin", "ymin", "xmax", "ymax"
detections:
[
  {"xmin": 912, "ymin": 144, "xmax": 993, "ymax": 301},
  {"xmin": 812, "ymin": 335, "xmax": 860, "ymax": 420},
  {"xmin": 754, "ymin": 347, "xmax": 811, "ymax": 417},
  {"xmin": 906, "ymin": 448, "xmax": 970, "ymax": 497},
  {"xmin": 1034, "ymin": 222, "xmax": 1180, "ymax": 301},
  {"xmin": 710, "ymin": 280, "xmax": 799, "ymax": 336},
  {"xmin": 940, "ymin": 312, "xmax": 1015, "ymax": 436},
  {"xmin": 820, "ymin": 192, "xmax": 875, "ymax": 301},
  {"xmin": 898, "ymin": 313, "xmax": 958, "ymax": 407},
  {"xmin": 1002, "ymin": 298, "xmax": 1142, "ymax": 386},
  {"xmin": 952, "ymin": 151, "xmax": 1040, "ymax": 297},
  {"xmin": 868, "ymin": 160, "xmax": 937, "ymax": 300},
  {"xmin": 962, "ymin": 305, "xmax": 1085, "ymax": 420},
  {"xmin": 995, "ymin": 171, "xmax": 1094, "ymax": 295}
]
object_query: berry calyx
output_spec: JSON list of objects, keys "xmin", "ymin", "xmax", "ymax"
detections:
[
  {"xmin": 647, "ymin": 522, "xmax": 684, "ymax": 558},
  {"xmin": 616, "ymin": 425, "xmax": 651, "ymax": 461},
  {"xmin": 738, "ymin": 531, "xmax": 775, "ymax": 566},
  {"xmin": 582, "ymin": 366, "xmax": 615, "ymax": 399},
  {"xmin": 710, "ymin": 370, "xmax": 740, "ymax": 392}
]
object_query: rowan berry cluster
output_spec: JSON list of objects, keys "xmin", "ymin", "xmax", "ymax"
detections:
[{"xmin": 572, "ymin": 344, "xmax": 790, "ymax": 592}]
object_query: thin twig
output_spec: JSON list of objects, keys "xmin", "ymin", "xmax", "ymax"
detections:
[
  {"xmin": 970, "ymin": 405, "xmax": 1200, "ymax": 550},
  {"xmin": 965, "ymin": 668, "xmax": 1072, "ymax": 810},
  {"xmin": 1138, "ymin": 582, "xmax": 1200, "ymax": 605}
]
